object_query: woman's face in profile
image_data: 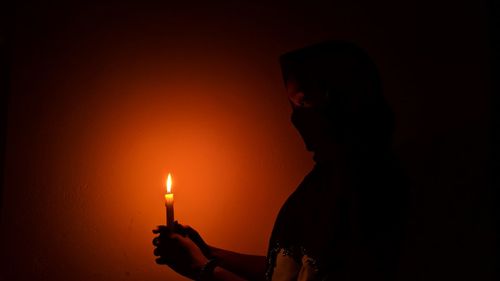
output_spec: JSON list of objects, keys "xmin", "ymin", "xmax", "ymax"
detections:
[{"xmin": 286, "ymin": 77, "xmax": 333, "ymax": 151}]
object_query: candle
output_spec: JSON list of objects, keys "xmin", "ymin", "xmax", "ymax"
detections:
[{"xmin": 165, "ymin": 173, "xmax": 174, "ymax": 227}]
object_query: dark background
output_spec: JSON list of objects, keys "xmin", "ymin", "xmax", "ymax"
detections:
[{"xmin": 1, "ymin": 0, "xmax": 496, "ymax": 280}]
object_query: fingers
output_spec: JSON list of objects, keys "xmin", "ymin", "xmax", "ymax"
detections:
[
  {"xmin": 169, "ymin": 223, "xmax": 198, "ymax": 238},
  {"xmin": 152, "ymin": 226, "xmax": 182, "ymax": 238},
  {"xmin": 153, "ymin": 226, "xmax": 181, "ymax": 267},
  {"xmin": 153, "ymin": 247, "xmax": 162, "ymax": 256},
  {"xmin": 153, "ymin": 238, "xmax": 173, "ymax": 260},
  {"xmin": 173, "ymin": 222, "xmax": 185, "ymax": 234},
  {"xmin": 152, "ymin": 237, "xmax": 161, "ymax": 246},
  {"xmin": 153, "ymin": 234, "xmax": 185, "ymax": 266},
  {"xmin": 152, "ymin": 225, "xmax": 172, "ymax": 234},
  {"xmin": 152, "ymin": 232, "xmax": 179, "ymax": 248},
  {"xmin": 153, "ymin": 223, "xmax": 187, "ymax": 236}
]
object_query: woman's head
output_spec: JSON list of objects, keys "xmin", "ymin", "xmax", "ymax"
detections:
[{"xmin": 280, "ymin": 40, "xmax": 394, "ymax": 152}]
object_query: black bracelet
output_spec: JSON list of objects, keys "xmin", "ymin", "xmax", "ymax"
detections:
[{"xmin": 197, "ymin": 259, "xmax": 218, "ymax": 281}]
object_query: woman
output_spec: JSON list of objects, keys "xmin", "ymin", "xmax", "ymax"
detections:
[{"xmin": 152, "ymin": 40, "xmax": 409, "ymax": 281}]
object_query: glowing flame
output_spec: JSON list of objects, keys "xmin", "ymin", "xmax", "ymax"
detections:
[{"xmin": 166, "ymin": 173, "xmax": 172, "ymax": 194}]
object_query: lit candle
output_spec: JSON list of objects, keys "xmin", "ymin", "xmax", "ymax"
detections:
[{"xmin": 165, "ymin": 173, "xmax": 174, "ymax": 227}]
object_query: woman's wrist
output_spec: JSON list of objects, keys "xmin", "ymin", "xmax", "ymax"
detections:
[
  {"xmin": 206, "ymin": 246, "xmax": 225, "ymax": 266},
  {"xmin": 195, "ymin": 258, "xmax": 219, "ymax": 281}
]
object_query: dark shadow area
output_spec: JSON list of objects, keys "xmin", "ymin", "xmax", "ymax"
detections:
[{"xmin": 0, "ymin": 0, "xmax": 14, "ymax": 217}]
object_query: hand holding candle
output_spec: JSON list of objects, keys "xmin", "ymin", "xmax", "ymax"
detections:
[{"xmin": 165, "ymin": 173, "xmax": 174, "ymax": 227}]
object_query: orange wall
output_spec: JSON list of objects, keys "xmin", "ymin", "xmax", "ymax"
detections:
[
  {"xmin": 2, "ymin": 52, "xmax": 312, "ymax": 280},
  {"xmin": 2, "ymin": 3, "xmax": 317, "ymax": 280}
]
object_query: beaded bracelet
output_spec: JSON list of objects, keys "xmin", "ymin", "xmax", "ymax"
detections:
[{"xmin": 196, "ymin": 258, "xmax": 218, "ymax": 281}]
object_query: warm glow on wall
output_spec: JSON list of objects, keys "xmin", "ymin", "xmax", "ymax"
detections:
[{"xmin": 0, "ymin": 8, "xmax": 317, "ymax": 278}]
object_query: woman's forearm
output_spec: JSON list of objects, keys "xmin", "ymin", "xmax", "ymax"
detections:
[
  {"xmin": 206, "ymin": 266, "xmax": 247, "ymax": 281},
  {"xmin": 209, "ymin": 246, "xmax": 267, "ymax": 281}
]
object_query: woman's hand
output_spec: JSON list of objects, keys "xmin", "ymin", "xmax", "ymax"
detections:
[
  {"xmin": 153, "ymin": 224, "xmax": 209, "ymax": 279},
  {"xmin": 175, "ymin": 223, "xmax": 213, "ymax": 258}
]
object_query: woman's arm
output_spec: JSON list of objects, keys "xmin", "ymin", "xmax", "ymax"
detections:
[
  {"xmin": 204, "ymin": 266, "xmax": 247, "ymax": 281},
  {"xmin": 154, "ymin": 226, "xmax": 265, "ymax": 281},
  {"xmin": 175, "ymin": 224, "xmax": 267, "ymax": 280},
  {"xmin": 209, "ymin": 246, "xmax": 267, "ymax": 281}
]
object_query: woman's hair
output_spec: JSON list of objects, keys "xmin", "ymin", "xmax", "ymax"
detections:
[{"xmin": 280, "ymin": 40, "xmax": 394, "ymax": 147}]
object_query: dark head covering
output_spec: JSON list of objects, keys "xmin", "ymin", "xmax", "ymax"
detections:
[{"xmin": 280, "ymin": 40, "xmax": 394, "ymax": 154}]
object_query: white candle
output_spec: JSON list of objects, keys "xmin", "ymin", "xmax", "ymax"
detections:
[{"xmin": 165, "ymin": 173, "xmax": 174, "ymax": 227}]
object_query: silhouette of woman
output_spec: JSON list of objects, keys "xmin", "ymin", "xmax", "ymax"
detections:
[{"xmin": 152, "ymin": 40, "xmax": 409, "ymax": 281}]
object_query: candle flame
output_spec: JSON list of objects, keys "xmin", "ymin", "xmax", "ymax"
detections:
[{"xmin": 166, "ymin": 173, "xmax": 172, "ymax": 193}]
